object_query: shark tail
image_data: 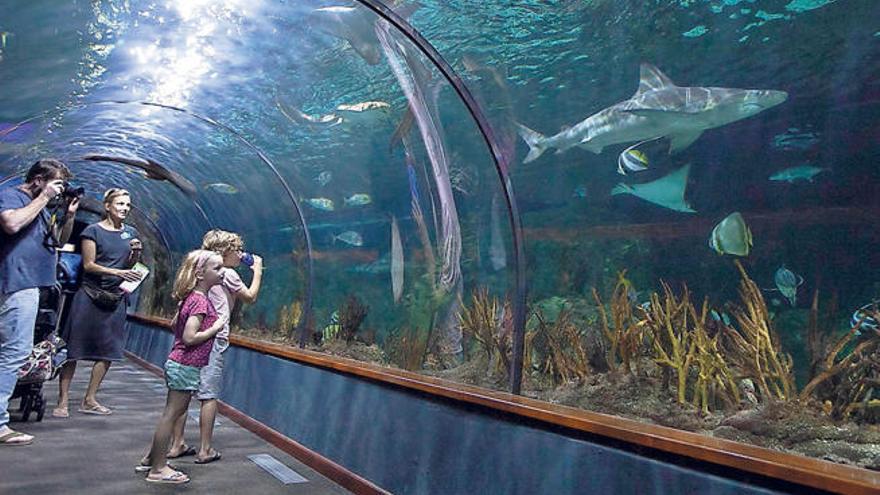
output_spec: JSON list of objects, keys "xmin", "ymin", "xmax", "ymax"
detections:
[
  {"xmin": 611, "ymin": 183, "xmax": 632, "ymax": 196},
  {"xmin": 515, "ymin": 123, "xmax": 548, "ymax": 163}
]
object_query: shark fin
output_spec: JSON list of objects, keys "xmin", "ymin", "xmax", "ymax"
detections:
[
  {"xmin": 516, "ymin": 123, "xmax": 548, "ymax": 163},
  {"xmin": 668, "ymin": 130, "xmax": 704, "ymax": 153},
  {"xmin": 633, "ymin": 63, "xmax": 676, "ymax": 97}
]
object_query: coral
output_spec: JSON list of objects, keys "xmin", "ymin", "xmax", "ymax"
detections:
[
  {"xmin": 642, "ymin": 282, "xmax": 739, "ymax": 413},
  {"xmin": 458, "ymin": 288, "xmax": 510, "ymax": 378},
  {"xmin": 800, "ymin": 314, "xmax": 880, "ymax": 420},
  {"xmin": 806, "ymin": 287, "xmax": 840, "ymax": 378},
  {"xmin": 688, "ymin": 298, "xmax": 741, "ymax": 413},
  {"xmin": 723, "ymin": 261, "xmax": 796, "ymax": 402},
  {"xmin": 592, "ymin": 271, "xmax": 647, "ymax": 374},
  {"xmin": 526, "ymin": 308, "xmax": 589, "ymax": 386},
  {"xmin": 338, "ymin": 295, "xmax": 368, "ymax": 344}
]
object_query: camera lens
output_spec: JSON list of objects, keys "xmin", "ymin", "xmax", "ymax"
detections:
[{"xmin": 62, "ymin": 185, "xmax": 85, "ymax": 198}]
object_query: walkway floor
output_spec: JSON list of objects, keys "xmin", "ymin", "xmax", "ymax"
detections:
[{"xmin": 0, "ymin": 358, "xmax": 351, "ymax": 494}]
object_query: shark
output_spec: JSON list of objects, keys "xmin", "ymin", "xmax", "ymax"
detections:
[
  {"xmin": 611, "ymin": 163, "xmax": 695, "ymax": 213},
  {"xmin": 517, "ymin": 63, "xmax": 788, "ymax": 163}
]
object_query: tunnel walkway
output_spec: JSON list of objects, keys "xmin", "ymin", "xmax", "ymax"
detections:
[{"xmin": 0, "ymin": 357, "xmax": 352, "ymax": 494}]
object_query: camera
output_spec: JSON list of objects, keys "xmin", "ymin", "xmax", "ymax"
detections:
[{"xmin": 61, "ymin": 182, "xmax": 85, "ymax": 199}]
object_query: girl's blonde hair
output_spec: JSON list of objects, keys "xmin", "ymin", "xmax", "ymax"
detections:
[
  {"xmin": 201, "ymin": 229, "xmax": 243, "ymax": 255},
  {"xmin": 172, "ymin": 249, "xmax": 222, "ymax": 301}
]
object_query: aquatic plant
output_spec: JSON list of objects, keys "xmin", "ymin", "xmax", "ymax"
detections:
[
  {"xmin": 724, "ymin": 261, "xmax": 796, "ymax": 402},
  {"xmin": 458, "ymin": 288, "xmax": 510, "ymax": 378},
  {"xmin": 385, "ymin": 326, "xmax": 428, "ymax": 371},
  {"xmin": 278, "ymin": 300, "xmax": 302, "ymax": 338},
  {"xmin": 338, "ymin": 295, "xmax": 368, "ymax": 344},
  {"xmin": 526, "ymin": 308, "xmax": 589, "ymax": 386},
  {"xmin": 592, "ymin": 271, "xmax": 646, "ymax": 374}
]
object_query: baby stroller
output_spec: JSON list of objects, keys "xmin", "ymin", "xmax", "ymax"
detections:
[{"xmin": 10, "ymin": 253, "xmax": 80, "ymax": 422}]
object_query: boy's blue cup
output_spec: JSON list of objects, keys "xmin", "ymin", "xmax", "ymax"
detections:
[{"xmin": 240, "ymin": 252, "xmax": 255, "ymax": 267}]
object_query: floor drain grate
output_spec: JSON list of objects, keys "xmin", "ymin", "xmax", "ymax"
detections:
[{"xmin": 248, "ymin": 454, "xmax": 308, "ymax": 484}]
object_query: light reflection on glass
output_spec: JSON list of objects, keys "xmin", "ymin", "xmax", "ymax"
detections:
[{"xmin": 127, "ymin": 0, "xmax": 251, "ymax": 109}]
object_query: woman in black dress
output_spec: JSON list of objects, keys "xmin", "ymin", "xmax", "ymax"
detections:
[{"xmin": 54, "ymin": 188, "xmax": 143, "ymax": 417}]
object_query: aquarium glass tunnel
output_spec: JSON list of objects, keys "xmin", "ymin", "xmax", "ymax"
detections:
[{"xmin": 1, "ymin": 0, "xmax": 879, "ymax": 485}]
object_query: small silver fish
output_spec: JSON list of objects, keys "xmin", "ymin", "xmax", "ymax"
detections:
[
  {"xmin": 772, "ymin": 129, "xmax": 819, "ymax": 150},
  {"xmin": 305, "ymin": 197, "xmax": 335, "ymax": 211},
  {"xmin": 572, "ymin": 185, "xmax": 587, "ymax": 198},
  {"xmin": 204, "ymin": 182, "xmax": 238, "ymax": 194},
  {"xmin": 333, "ymin": 230, "xmax": 363, "ymax": 246},
  {"xmin": 773, "ymin": 265, "xmax": 804, "ymax": 306},
  {"xmin": 769, "ymin": 165, "xmax": 827, "ymax": 183},
  {"xmin": 315, "ymin": 171, "xmax": 332, "ymax": 187},
  {"xmin": 344, "ymin": 193, "xmax": 372, "ymax": 206}
]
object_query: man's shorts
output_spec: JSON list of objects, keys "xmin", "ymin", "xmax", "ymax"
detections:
[
  {"xmin": 197, "ymin": 338, "xmax": 228, "ymax": 400},
  {"xmin": 164, "ymin": 359, "xmax": 200, "ymax": 392}
]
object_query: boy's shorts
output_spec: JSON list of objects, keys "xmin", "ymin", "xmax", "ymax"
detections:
[
  {"xmin": 164, "ymin": 359, "xmax": 201, "ymax": 392},
  {"xmin": 197, "ymin": 338, "xmax": 228, "ymax": 400}
]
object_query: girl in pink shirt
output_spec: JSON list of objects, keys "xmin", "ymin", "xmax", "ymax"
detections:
[{"xmin": 138, "ymin": 249, "xmax": 226, "ymax": 485}]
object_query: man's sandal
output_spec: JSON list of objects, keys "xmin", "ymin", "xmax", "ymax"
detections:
[{"xmin": 0, "ymin": 430, "xmax": 34, "ymax": 446}]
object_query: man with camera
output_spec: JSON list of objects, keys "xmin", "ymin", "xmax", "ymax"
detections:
[{"xmin": 0, "ymin": 158, "xmax": 79, "ymax": 446}]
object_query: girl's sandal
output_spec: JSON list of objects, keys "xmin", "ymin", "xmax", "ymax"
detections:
[{"xmin": 145, "ymin": 470, "xmax": 190, "ymax": 485}]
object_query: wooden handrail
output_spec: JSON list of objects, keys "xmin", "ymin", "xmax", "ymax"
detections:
[{"xmin": 127, "ymin": 313, "xmax": 880, "ymax": 494}]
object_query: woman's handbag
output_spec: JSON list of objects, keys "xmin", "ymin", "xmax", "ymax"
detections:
[{"xmin": 81, "ymin": 280, "xmax": 124, "ymax": 311}]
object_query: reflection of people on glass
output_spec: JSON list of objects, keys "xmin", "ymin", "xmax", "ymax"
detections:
[
  {"xmin": 0, "ymin": 158, "xmax": 77, "ymax": 446},
  {"xmin": 55, "ymin": 188, "xmax": 143, "ymax": 418}
]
